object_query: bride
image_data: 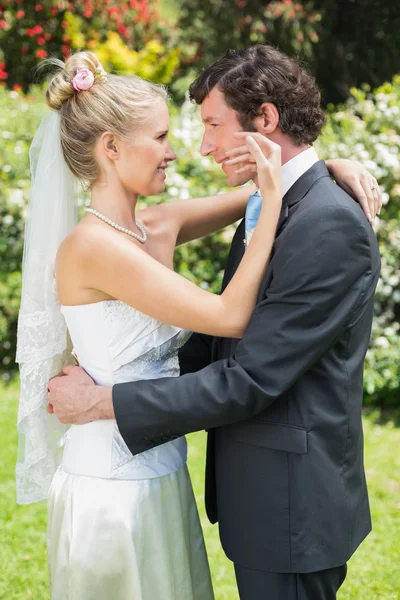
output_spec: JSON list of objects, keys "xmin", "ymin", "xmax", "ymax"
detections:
[{"xmin": 16, "ymin": 51, "xmax": 379, "ymax": 600}]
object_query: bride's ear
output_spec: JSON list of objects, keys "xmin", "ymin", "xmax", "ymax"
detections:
[{"xmin": 100, "ymin": 132, "xmax": 120, "ymax": 161}]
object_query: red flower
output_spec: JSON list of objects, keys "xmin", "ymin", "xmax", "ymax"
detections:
[
  {"xmin": 29, "ymin": 25, "xmax": 43, "ymax": 35},
  {"xmin": 0, "ymin": 19, "xmax": 7, "ymax": 29},
  {"xmin": 35, "ymin": 3, "xmax": 43, "ymax": 10},
  {"xmin": 36, "ymin": 49, "xmax": 47, "ymax": 58},
  {"xmin": 37, "ymin": 36, "xmax": 45, "ymax": 45},
  {"xmin": 0, "ymin": 62, "xmax": 4, "ymax": 69},
  {"xmin": 61, "ymin": 20, "xmax": 68, "ymax": 29},
  {"xmin": 51, "ymin": 7, "xmax": 58, "ymax": 15},
  {"xmin": 61, "ymin": 44, "xmax": 70, "ymax": 54},
  {"xmin": 13, "ymin": 83, "xmax": 22, "ymax": 91},
  {"xmin": 16, "ymin": 9, "xmax": 24, "ymax": 18},
  {"xmin": 0, "ymin": 69, "xmax": 8, "ymax": 80},
  {"xmin": 117, "ymin": 24, "xmax": 127, "ymax": 35}
]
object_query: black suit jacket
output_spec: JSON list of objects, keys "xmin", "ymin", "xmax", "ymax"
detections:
[{"xmin": 113, "ymin": 161, "xmax": 380, "ymax": 573}]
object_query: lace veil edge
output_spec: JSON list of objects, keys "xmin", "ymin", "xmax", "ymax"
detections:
[{"xmin": 16, "ymin": 112, "xmax": 78, "ymax": 504}]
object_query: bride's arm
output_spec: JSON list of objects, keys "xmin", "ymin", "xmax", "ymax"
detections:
[
  {"xmin": 69, "ymin": 136, "xmax": 281, "ymax": 339},
  {"xmin": 326, "ymin": 158, "xmax": 382, "ymax": 221},
  {"xmin": 157, "ymin": 183, "xmax": 256, "ymax": 246},
  {"xmin": 155, "ymin": 159, "xmax": 381, "ymax": 247}
]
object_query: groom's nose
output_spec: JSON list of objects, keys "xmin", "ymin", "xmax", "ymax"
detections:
[{"xmin": 200, "ymin": 135, "xmax": 217, "ymax": 157}]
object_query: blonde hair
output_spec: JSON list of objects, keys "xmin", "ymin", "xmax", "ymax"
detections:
[{"xmin": 44, "ymin": 51, "xmax": 167, "ymax": 186}]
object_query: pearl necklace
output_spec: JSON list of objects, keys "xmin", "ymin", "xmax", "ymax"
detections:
[{"xmin": 84, "ymin": 208, "xmax": 147, "ymax": 244}]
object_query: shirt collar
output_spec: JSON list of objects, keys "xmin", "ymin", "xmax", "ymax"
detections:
[{"xmin": 281, "ymin": 146, "xmax": 319, "ymax": 198}]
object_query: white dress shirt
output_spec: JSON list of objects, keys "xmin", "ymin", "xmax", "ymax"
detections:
[{"xmin": 281, "ymin": 146, "xmax": 319, "ymax": 197}]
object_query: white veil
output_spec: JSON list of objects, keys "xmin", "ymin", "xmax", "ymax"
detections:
[{"xmin": 16, "ymin": 111, "xmax": 78, "ymax": 504}]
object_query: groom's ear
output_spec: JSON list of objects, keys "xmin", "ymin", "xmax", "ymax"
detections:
[{"xmin": 252, "ymin": 103, "xmax": 280, "ymax": 136}]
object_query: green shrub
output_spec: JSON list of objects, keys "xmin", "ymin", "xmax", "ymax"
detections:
[
  {"xmin": 0, "ymin": 88, "xmax": 46, "ymax": 378},
  {"xmin": 317, "ymin": 79, "xmax": 400, "ymax": 407},
  {"xmin": 0, "ymin": 79, "xmax": 399, "ymax": 408},
  {"xmin": 0, "ymin": 0, "xmax": 176, "ymax": 90}
]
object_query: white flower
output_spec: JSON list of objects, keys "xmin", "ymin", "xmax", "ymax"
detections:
[
  {"xmin": 8, "ymin": 189, "xmax": 24, "ymax": 207},
  {"xmin": 3, "ymin": 215, "xmax": 14, "ymax": 225},
  {"xmin": 167, "ymin": 186, "xmax": 179, "ymax": 196}
]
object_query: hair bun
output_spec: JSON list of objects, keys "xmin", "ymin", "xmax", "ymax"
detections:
[{"xmin": 44, "ymin": 51, "xmax": 106, "ymax": 111}]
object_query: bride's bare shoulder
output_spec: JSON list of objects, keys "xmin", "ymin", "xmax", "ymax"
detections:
[
  {"xmin": 56, "ymin": 221, "xmax": 123, "ymax": 303},
  {"xmin": 56, "ymin": 220, "xmax": 114, "ymax": 270}
]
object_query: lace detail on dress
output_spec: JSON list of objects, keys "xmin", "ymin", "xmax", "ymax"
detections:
[
  {"xmin": 111, "ymin": 424, "xmax": 144, "ymax": 478},
  {"xmin": 103, "ymin": 299, "xmax": 149, "ymax": 325},
  {"xmin": 60, "ymin": 299, "xmax": 193, "ymax": 481},
  {"xmin": 103, "ymin": 299, "xmax": 185, "ymax": 372},
  {"xmin": 106, "ymin": 309, "xmax": 192, "ymax": 477}
]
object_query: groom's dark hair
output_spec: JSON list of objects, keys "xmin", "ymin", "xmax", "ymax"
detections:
[{"xmin": 189, "ymin": 45, "xmax": 325, "ymax": 146}]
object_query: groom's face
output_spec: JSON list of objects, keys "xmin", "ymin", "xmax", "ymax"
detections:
[{"xmin": 200, "ymin": 87, "xmax": 252, "ymax": 187}]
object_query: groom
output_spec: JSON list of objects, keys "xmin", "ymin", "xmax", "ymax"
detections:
[{"xmin": 49, "ymin": 45, "xmax": 380, "ymax": 599}]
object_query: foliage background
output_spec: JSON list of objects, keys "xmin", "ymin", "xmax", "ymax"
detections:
[
  {"xmin": 175, "ymin": 0, "xmax": 400, "ymax": 105},
  {"xmin": 1, "ymin": 77, "xmax": 399, "ymax": 406},
  {"xmin": 0, "ymin": 1, "xmax": 399, "ymax": 597}
]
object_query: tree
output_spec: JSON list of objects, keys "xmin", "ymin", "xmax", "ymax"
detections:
[
  {"xmin": 307, "ymin": 0, "xmax": 400, "ymax": 105},
  {"xmin": 176, "ymin": 0, "xmax": 400, "ymax": 105}
]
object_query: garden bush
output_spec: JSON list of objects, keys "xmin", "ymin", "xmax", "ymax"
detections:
[
  {"xmin": 175, "ymin": 0, "xmax": 400, "ymax": 106},
  {"xmin": 0, "ymin": 78, "xmax": 398, "ymax": 407},
  {"xmin": 318, "ymin": 79, "xmax": 400, "ymax": 407},
  {"xmin": 0, "ymin": 88, "xmax": 45, "ymax": 377},
  {"xmin": 0, "ymin": 0, "xmax": 179, "ymax": 90}
]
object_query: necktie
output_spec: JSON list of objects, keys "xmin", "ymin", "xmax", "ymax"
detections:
[
  {"xmin": 244, "ymin": 190, "xmax": 289, "ymax": 250},
  {"xmin": 244, "ymin": 189, "xmax": 262, "ymax": 249}
]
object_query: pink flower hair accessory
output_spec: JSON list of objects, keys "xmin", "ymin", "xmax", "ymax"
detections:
[{"xmin": 72, "ymin": 68, "xmax": 95, "ymax": 91}]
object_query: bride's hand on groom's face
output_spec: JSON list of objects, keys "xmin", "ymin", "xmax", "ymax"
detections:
[
  {"xmin": 48, "ymin": 365, "xmax": 96, "ymax": 424},
  {"xmin": 224, "ymin": 132, "xmax": 282, "ymax": 196}
]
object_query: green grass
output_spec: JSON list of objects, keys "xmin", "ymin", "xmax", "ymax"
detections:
[{"xmin": 1, "ymin": 381, "xmax": 399, "ymax": 599}]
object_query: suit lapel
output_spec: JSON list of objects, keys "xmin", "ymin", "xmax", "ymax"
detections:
[
  {"xmin": 213, "ymin": 161, "xmax": 332, "ymax": 358},
  {"xmin": 211, "ymin": 219, "xmax": 245, "ymax": 361},
  {"xmin": 220, "ymin": 219, "xmax": 246, "ymax": 291},
  {"xmin": 255, "ymin": 161, "xmax": 332, "ymax": 302}
]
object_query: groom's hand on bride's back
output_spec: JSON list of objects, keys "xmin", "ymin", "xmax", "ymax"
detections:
[{"xmin": 47, "ymin": 365, "xmax": 97, "ymax": 424}]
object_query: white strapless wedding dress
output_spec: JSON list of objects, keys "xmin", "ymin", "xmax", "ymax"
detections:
[{"xmin": 47, "ymin": 300, "xmax": 214, "ymax": 600}]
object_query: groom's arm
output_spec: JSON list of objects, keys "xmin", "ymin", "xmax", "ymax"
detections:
[{"xmin": 114, "ymin": 203, "xmax": 379, "ymax": 455}]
